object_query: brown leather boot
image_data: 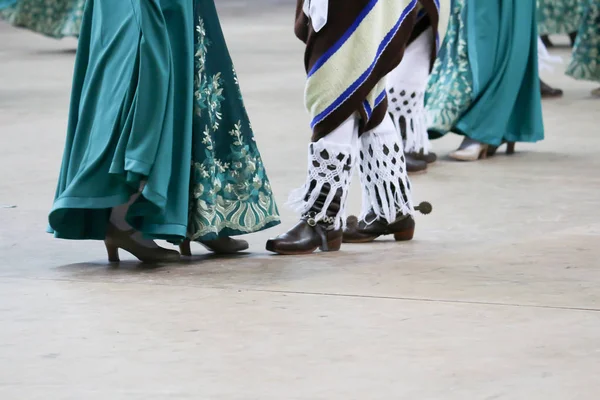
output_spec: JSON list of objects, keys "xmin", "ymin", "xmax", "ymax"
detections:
[
  {"xmin": 540, "ymin": 79, "xmax": 563, "ymax": 98},
  {"xmin": 266, "ymin": 184, "xmax": 344, "ymax": 255},
  {"xmin": 407, "ymin": 150, "xmax": 437, "ymax": 164},
  {"xmin": 343, "ymin": 212, "xmax": 415, "ymax": 243},
  {"xmin": 265, "ymin": 216, "xmax": 343, "ymax": 255},
  {"xmin": 406, "ymin": 153, "xmax": 428, "ymax": 174},
  {"xmin": 343, "ymin": 202, "xmax": 432, "ymax": 243}
]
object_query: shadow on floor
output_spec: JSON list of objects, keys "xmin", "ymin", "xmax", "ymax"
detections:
[{"xmin": 28, "ymin": 48, "xmax": 76, "ymax": 56}]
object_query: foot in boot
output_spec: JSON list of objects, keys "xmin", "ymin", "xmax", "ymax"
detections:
[
  {"xmin": 540, "ymin": 79, "xmax": 563, "ymax": 98},
  {"xmin": 179, "ymin": 238, "xmax": 249, "ymax": 256},
  {"xmin": 406, "ymin": 153, "xmax": 427, "ymax": 174},
  {"xmin": 541, "ymin": 35, "xmax": 553, "ymax": 48},
  {"xmin": 343, "ymin": 211, "xmax": 415, "ymax": 243},
  {"xmin": 408, "ymin": 150, "xmax": 437, "ymax": 165},
  {"xmin": 266, "ymin": 215, "xmax": 342, "ymax": 255},
  {"xmin": 343, "ymin": 202, "xmax": 431, "ymax": 243}
]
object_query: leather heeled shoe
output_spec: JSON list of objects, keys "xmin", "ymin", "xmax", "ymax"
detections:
[
  {"xmin": 541, "ymin": 35, "xmax": 553, "ymax": 48},
  {"xmin": 487, "ymin": 141, "xmax": 516, "ymax": 156},
  {"xmin": 265, "ymin": 216, "xmax": 343, "ymax": 255},
  {"xmin": 420, "ymin": 150, "xmax": 437, "ymax": 164},
  {"xmin": 343, "ymin": 202, "xmax": 432, "ymax": 243},
  {"xmin": 179, "ymin": 237, "xmax": 249, "ymax": 256},
  {"xmin": 449, "ymin": 138, "xmax": 489, "ymax": 161},
  {"xmin": 104, "ymin": 223, "xmax": 180, "ymax": 263},
  {"xmin": 407, "ymin": 150, "xmax": 437, "ymax": 165},
  {"xmin": 541, "ymin": 79, "xmax": 564, "ymax": 98},
  {"xmin": 344, "ymin": 213, "xmax": 415, "ymax": 243},
  {"xmin": 267, "ymin": 177, "xmax": 347, "ymax": 256},
  {"xmin": 406, "ymin": 153, "xmax": 428, "ymax": 174}
]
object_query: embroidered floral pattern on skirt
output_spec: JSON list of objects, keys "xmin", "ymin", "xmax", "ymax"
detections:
[
  {"xmin": 566, "ymin": 0, "xmax": 600, "ymax": 83},
  {"xmin": 188, "ymin": 12, "xmax": 280, "ymax": 241},
  {"xmin": 425, "ymin": 0, "xmax": 473, "ymax": 135},
  {"xmin": 537, "ymin": 0, "xmax": 586, "ymax": 36}
]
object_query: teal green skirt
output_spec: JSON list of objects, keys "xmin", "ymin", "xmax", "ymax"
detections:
[
  {"xmin": 566, "ymin": 0, "xmax": 600, "ymax": 84},
  {"xmin": 0, "ymin": 0, "xmax": 84, "ymax": 38},
  {"xmin": 425, "ymin": 0, "xmax": 544, "ymax": 146},
  {"xmin": 48, "ymin": 0, "xmax": 280, "ymax": 243}
]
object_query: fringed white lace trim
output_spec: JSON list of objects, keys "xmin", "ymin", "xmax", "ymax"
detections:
[
  {"xmin": 386, "ymin": 27, "xmax": 433, "ymax": 154},
  {"xmin": 387, "ymin": 82, "xmax": 431, "ymax": 154},
  {"xmin": 358, "ymin": 131, "xmax": 414, "ymax": 224},
  {"xmin": 287, "ymin": 140, "xmax": 355, "ymax": 230}
]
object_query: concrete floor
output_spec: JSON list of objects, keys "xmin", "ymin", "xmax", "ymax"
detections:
[{"xmin": 1, "ymin": 5, "xmax": 600, "ymax": 399}]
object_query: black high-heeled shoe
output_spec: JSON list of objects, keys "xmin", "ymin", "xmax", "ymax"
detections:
[
  {"xmin": 179, "ymin": 237, "xmax": 249, "ymax": 256},
  {"xmin": 487, "ymin": 142, "xmax": 516, "ymax": 156},
  {"xmin": 104, "ymin": 223, "xmax": 180, "ymax": 263}
]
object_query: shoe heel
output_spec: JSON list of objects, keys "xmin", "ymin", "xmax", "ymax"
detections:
[
  {"xmin": 179, "ymin": 239, "xmax": 192, "ymax": 257},
  {"xmin": 320, "ymin": 236, "xmax": 342, "ymax": 252},
  {"xmin": 479, "ymin": 145, "xmax": 489, "ymax": 159},
  {"xmin": 487, "ymin": 146, "xmax": 498, "ymax": 156},
  {"xmin": 394, "ymin": 228, "xmax": 415, "ymax": 242},
  {"xmin": 506, "ymin": 142, "xmax": 516, "ymax": 155},
  {"xmin": 105, "ymin": 242, "xmax": 120, "ymax": 262}
]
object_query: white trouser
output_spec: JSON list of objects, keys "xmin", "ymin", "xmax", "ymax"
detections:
[
  {"xmin": 537, "ymin": 36, "xmax": 562, "ymax": 72},
  {"xmin": 386, "ymin": 27, "xmax": 434, "ymax": 154},
  {"xmin": 288, "ymin": 113, "xmax": 414, "ymax": 227}
]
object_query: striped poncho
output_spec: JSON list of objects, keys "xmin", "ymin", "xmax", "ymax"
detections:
[{"xmin": 295, "ymin": 0, "xmax": 439, "ymax": 141}]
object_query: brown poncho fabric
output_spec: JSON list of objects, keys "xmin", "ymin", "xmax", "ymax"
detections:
[{"xmin": 295, "ymin": 0, "xmax": 439, "ymax": 141}]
